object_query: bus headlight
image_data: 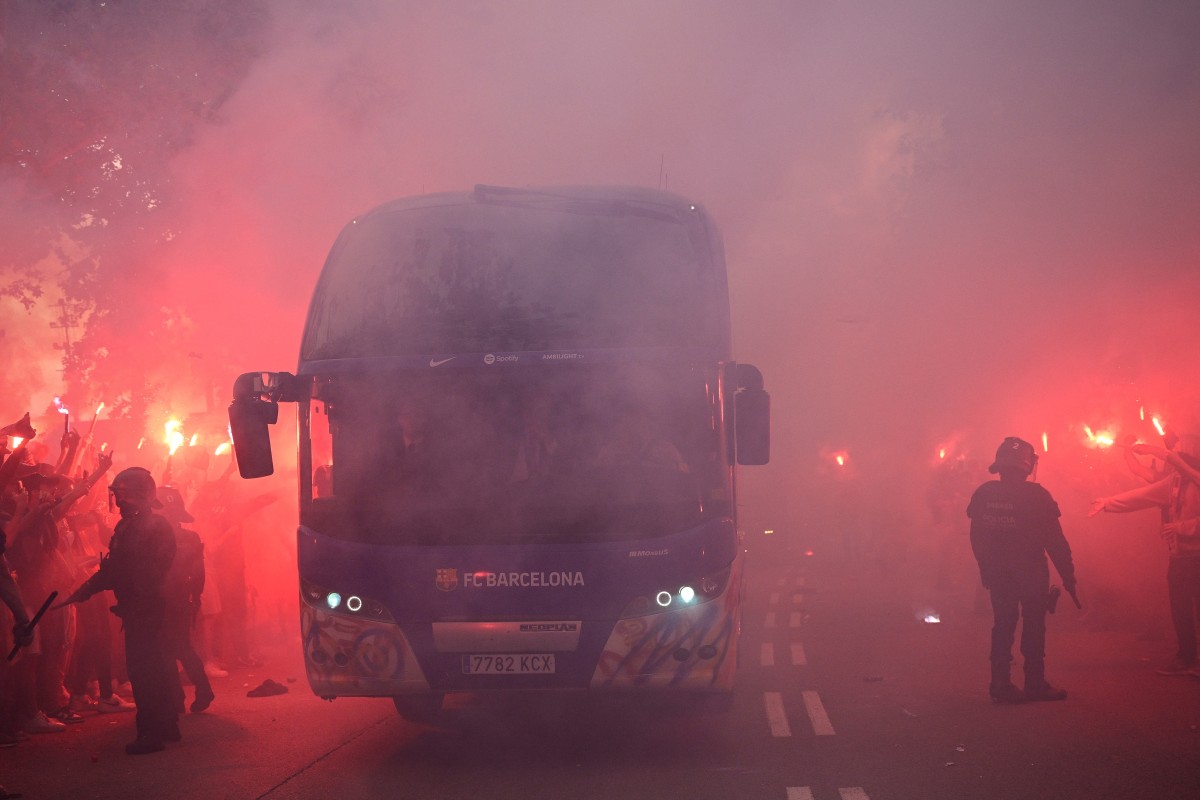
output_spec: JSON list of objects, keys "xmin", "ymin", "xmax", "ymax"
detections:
[
  {"xmin": 619, "ymin": 566, "xmax": 731, "ymax": 619},
  {"xmin": 301, "ymin": 579, "xmax": 394, "ymax": 622}
]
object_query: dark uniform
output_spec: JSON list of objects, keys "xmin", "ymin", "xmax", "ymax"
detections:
[
  {"xmin": 968, "ymin": 437, "xmax": 1075, "ymax": 702},
  {"xmin": 64, "ymin": 468, "xmax": 178, "ymax": 753},
  {"xmin": 158, "ymin": 486, "xmax": 213, "ymax": 714}
]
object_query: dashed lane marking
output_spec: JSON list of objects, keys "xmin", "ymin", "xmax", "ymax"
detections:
[
  {"xmin": 786, "ymin": 789, "xmax": 868, "ymax": 800},
  {"xmin": 761, "ymin": 642, "xmax": 775, "ymax": 667},
  {"xmin": 790, "ymin": 642, "xmax": 807, "ymax": 665},
  {"xmin": 802, "ymin": 690, "xmax": 836, "ymax": 735},
  {"xmin": 764, "ymin": 692, "xmax": 792, "ymax": 737}
]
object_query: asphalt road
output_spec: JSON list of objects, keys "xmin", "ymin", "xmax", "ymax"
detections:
[{"xmin": 3, "ymin": 530, "xmax": 1198, "ymax": 800}]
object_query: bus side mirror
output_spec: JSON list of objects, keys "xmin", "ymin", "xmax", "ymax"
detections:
[
  {"xmin": 228, "ymin": 397, "xmax": 278, "ymax": 479},
  {"xmin": 228, "ymin": 371, "xmax": 294, "ymax": 479},
  {"xmin": 735, "ymin": 363, "xmax": 770, "ymax": 466}
]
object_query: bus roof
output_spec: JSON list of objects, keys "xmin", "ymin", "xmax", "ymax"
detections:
[{"xmin": 299, "ymin": 185, "xmax": 732, "ymax": 370}]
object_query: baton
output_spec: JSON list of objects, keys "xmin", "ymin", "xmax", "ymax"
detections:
[{"xmin": 6, "ymin": 590, "xmax": 58, "ymax": 661}]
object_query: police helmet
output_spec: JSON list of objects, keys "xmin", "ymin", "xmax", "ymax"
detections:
[
  {"xmin": 988, "ymin": 436, "xmax": 1038, "ymax": 476},
  {"xmin": 109, "ymin": 467, "xmax": 163, "ymax": 507}
]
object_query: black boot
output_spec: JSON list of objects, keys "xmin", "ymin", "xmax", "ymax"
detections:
[
  {"xmin": 1024, "ymin": 661, "xmax": 1067, "ymax": 701},
  {"xmin": 1024, "ymin": 681, "xmax": 1068, "ymax": 701},
  {"xmin": 191, "ymin": 685, "xmax": 214, "ymax": 713},
  {"xmin": 989, "ymin": 682, "xmax": 1026, "ymax": 703},
  {"xmin": 989, "ymin": 661, "xmax": 1025, "ymax": 703},
  {"xmin": 125, "ymin": 736, "xmax": 165, "ymax": 755}
]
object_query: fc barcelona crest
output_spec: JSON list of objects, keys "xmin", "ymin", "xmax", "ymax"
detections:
[{"xmin": 436, "ymin": 568, "xmax": 458, "ymax": 592}]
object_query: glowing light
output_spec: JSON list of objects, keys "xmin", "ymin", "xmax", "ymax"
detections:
[
  {"xmin": 325, "ymin": 592, "xmax": 342, "ymax": 610},
  {"xmin": 1083, "ymin": 425, "xmax": 1115, "ymax": 448},
  {"xmin": 11, "ymin": 437, "xmax": 23, "ymax": 448},
  {"xmin": 804, "ymin": 549, "xmax": 815, "ymax": 557},
  {"xmin": 100, "ymin": 442, "xmax": 109, "ymax": 453},
  {"xmin": 1042, "ymin": 432, "xmax": 1049, "ymax": 452},
  {"xmin": 214, "ymin": 442, "xmax": 232, "ymax": 456},
  {"xmin": 95, "ymin": 402, "xmax": 105, "ymax": 416},
  {"xmin": 1153, "ymin": 417, "xmax": 1166, "ymax": 437},
  {"xmin": 1140, "ymin": 406, "xmax": 1145, "ymax": 421},
  {"xmin": 188, "ymin": 434, "xmax": 199, "ymax": 447},
  {"xmin": 835, "ymin": 455, "xmax": 845, "ymax": 467},
  {"xmin": 678, "ymin": 586, "xmax": 696, "ymax": 603},
  {"xmin": 764, "ymin": 529, "xmax": 774, "ymax": 535},
  {"xmin": 346, "ymin": 595, "xmax": 363, "ymax": 612},
  {"xmin": 924, "ymin": 613, "xmax": 941, "ymax": 624},
  {"xmin": 164, "ymin": 419, "xmax": 185, "ymax": 456},
  {"xmin": 938, "ymin": 448, "xmax": 947, "ymax": 460},
  {"xmin": 137, "ymin": 437, "xmax": 146, "ymax": 450},
  {"xmin": 655, "ymin": 591, "xmax": 672, "ymax": 607}
]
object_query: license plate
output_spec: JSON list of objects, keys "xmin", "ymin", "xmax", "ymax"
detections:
[{"xmin": 462, "ymin": 654, "xmax": 556, "ymax": 675}]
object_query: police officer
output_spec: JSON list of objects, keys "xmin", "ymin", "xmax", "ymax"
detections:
[
  {"xmin": 968, "ymin": 437, "xmax": 1076, "ymax": 703},
  {"xmin": 57, "ymin": 467, "xmax": 178, "ymax": 754},
  {"xmin": 157, "ymin": 485, "xmax": 214, "ymax": 714}
]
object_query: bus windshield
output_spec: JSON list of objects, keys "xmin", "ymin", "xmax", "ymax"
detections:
[
  {"xmin": 304, "ymin": 363, "xmax": 729, "ymax": 546},
  {"xmin": 301, "ymin": 196, "xmax": 729, "ymax": 360}
]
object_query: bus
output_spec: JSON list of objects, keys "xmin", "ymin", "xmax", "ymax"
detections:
[{"xmin": 228, "ymin": 185, "xmax": 769, "ymax": 721}]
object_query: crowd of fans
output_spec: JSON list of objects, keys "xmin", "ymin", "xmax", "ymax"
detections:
[{"xmin": 0, "ymin": 410, "xmax": 267, "ymax": 748}]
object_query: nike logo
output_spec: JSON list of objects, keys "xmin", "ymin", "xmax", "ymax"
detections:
[{"xmin": 429, "ymin": 356, "xmax": 457, "ymax": 367}]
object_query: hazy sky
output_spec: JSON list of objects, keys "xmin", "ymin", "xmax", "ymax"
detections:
[{"xmin": 162, "ymin": 2, "xmax": 1200, "ymax": 488}]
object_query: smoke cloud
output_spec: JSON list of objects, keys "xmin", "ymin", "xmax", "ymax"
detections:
[{"xmin": 4, "ymin": 1, "xmax": 1199, "ymax": 627}]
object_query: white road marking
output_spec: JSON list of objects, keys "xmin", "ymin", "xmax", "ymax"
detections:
[
  {"xmin": 764, "ymin": 692, "xmax": 792, "ymax": 737},
  {"xmin": 790, "ymin": 642, "xmax": 808, "ymax": 665},
  {"xmin": 838, "ymin": 789, "xmax": 870, "ymax": 800},
  {"xmin": 761, "ymin": 642, "xmax": 775, "ymax": 667},
  {"xmin": 765, "ymin": 612, "xmax": 777, "ymax": 628},
  {"xmin": 769, "ymin": 592, "xmax": 781, "ymax": 605},
  {"xmin": 789, "ymin": 611, "xmax": 803, "ymax": 628},
  {"xmin": 786, "ymin": 788, "xmax": 815, "ymax": 800},
  {"xmin": 802, "ymin": 689, "xmax": 836, "ymax": 735}
]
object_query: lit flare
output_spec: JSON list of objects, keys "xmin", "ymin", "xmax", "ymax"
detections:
[
  {"xmin": 1083, "ymin": 425, "xmax": 1114, "ymax": 448},
  {"xmin": 164, "ymin": 419, "xmax": 185, "ymax": 456}
]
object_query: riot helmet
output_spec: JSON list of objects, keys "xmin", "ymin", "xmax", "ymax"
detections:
[
  {"xmin": 988, "ymin": 436, "xmax": 1038, "ymax": 476},
  {"xmin": 109, "ymin": 467, "xmax": 162, "ymax": 516}
]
